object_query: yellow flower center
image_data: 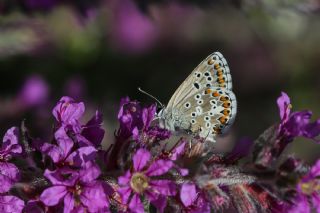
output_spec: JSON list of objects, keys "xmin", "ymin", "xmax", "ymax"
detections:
[
  {"xmin": 301, "ymin": 180, "xmax": 320, "ymax": 195},
  {"xmin": 130, "ymin": 173, "xmax": 149, "ymax": 194}
]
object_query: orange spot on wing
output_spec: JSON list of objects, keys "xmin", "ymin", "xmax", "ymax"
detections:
[
  {"xmin": 218, "ymin": 117, "xmax": 228, "ymax": 124},
  {"xmin": 205, "ymin": 89, "xmax": 213, "ymax": 94},
  {"xmin": 223, "ymin": 102, "xmax": 231, "ymax": 108},
  {"xmin": 212, "ymin": 91, "xmax": 220, "ymax": 97}
]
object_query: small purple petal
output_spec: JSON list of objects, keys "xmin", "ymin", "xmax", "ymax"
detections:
[
  {"xmin": 81, "ymin": 111, "xmax": 105, "ymax": 147},
  {"xmin": 0, "ymin": 162, "xmax": 20, "ymax": 193},
  {"xmin": 54, "ymin": 128, "xmax": 74, "ymax": 157},
  {"xmin": 118, "ymin": 170, "xmax": 132, "ymax": 185},
  {"xmin": 66, "ymin": 146, "xmax": 97, "ymax": 167},
  {"xmin": 118, "ymin": 186, "xmax": 132, "ymax": 204},
  {"xmin": 170, "ymin": 142, "xmax": 186, "ymax": 161},
  {"xmin": 142, "ymin": 104, "xmax": 156, "ymax": 129},
  {"xmin": 81, "ymin": 181, "xmax": 109, "ymax": 212},
  {"xmin": 40, "ymin": 143, "xmax": 63, "ymax": 163},
  {"xmin": 133, "ymin": 149, "xmax": 151, "ymax": 172},
  {"xmin": 44, "ymin": 169, "xmax": 78, "ymax": 186},
  {"xmin": 288, "ymin": 195, "xmax": 310, "ymax": 213},
  {"xmin": 0, "ymin": 195, "xmax": 25, "ymax": 213},
  {"xmin": 149, "ymin": 180, "xmax": 177, "ymax": 196},
  {"xmin": 52, "ymin": 96, "xmax": 85, "ymax": 126},
  {"xmin": 79, "ymin": 162, "xmax": 101, "ymax": 183},
  {"xmin": 146, "ymin": 160, "xmax": 173, "ymax": 176},
  {"xmin": 2, "ymin": 127, "xmax": 22, "ymax": 155},
  {"xmin": 277, "ymin": 92, "xmax": 291, "ymax": 122},
  {"xmin": 150, "ymin": 195, "xmax": 167, "ymax": 213},
  {"xmin": 129, "ymin": 193, "xmax": 144, "ymax": 213},
  {"xmin": 180, "ymin": 183, "xmax": 197, "ymax": 207},
  {"xmin": 63, "ymin": 192, "xmax": 74, "ymax": 213},
  {"xmin": 40, "ymin": 186, "xmax": 67, "ymax": 206}
]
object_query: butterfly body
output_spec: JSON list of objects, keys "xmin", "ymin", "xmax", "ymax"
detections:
[{"xmin": 158, "ymin": 52, "xmax": 237, "ymax": 143}]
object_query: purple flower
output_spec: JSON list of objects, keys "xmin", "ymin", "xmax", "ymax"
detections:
[
  {"xmin": 40, "ymin": 163, "xmax": 109, "ymax": 212},
  {"xmin": 0, "ymin": 195, "xmax": 25, "ymax": 213},
  {"xmin": 288, "ymin": 160, "xmax": 320, "ymax": 213},
  {"xmin": 41, "ymin": 127, "xmax": 96, "ymax": 168},
  {"xmin": 52, "ymin": 97, "xmax": 105, "ymax": 147},
  {"xmin": 53, "ymin": 96, "xmax": 85, "ymax": 132},
  {"xmin": 118, "ymin": 149, "xmax": 177, "ymax": 213},
  {"xmin": 17, "ymin": 75, "xmax": 49, "ymax": 108},
  {"xmin": 180, "ymin": 183, "xmax": 210, "ymax": 213},
  {"xmin": 277, "ymin": 92, "xmax": 320, "ymax": 142},
  {"xmin": 0, "ymin": 127, "xmax": 22, "ymax": 193},
  {"xmin": 117, "ymin": 97, "xmax": 170, "ymax": 142},
  {"xmin": 254, "ymin": 92, "xmax": 320, "ymax": 167}
]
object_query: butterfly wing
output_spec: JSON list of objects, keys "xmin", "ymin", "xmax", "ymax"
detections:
[
  {"xmin": 173, "ymin": 87, "xmax": 237, "ymax": 142},
  {"xmin": 163, "ymin": 52, "xmax": 236, "ymax": 142},
  {"xmin": 166, "ymin": 52, "xmax": 233, "ymax": 110}
]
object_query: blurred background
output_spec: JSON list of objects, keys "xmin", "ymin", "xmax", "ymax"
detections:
[{"xmin": 0, "ymin": 0, "xmax": 319, "ymax": 162}]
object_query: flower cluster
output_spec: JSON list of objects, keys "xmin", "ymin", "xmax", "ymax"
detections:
[{"xmin": 0, "ymin": 92, "xmax": 320, "ymax": 212}]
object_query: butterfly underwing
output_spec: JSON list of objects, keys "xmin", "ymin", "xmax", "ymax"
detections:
[{"xmin": 158, "ymin": 52, "xmax": 237, "ymax": 143}]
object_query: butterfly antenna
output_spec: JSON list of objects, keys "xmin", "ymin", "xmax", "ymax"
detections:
[{"xmin": 137, "ymin": 87, "xmax": 164, "ymax": 108}]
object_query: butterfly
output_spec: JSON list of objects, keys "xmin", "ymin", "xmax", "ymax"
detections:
[{"xmin": 158, "ymin": 52, "xmax": 237, "ymax": 143}]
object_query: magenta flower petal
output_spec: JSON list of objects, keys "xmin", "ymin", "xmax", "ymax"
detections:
[
  {"xmin": 133, "ymin": 148, "xmax": 151, "ymax": 172},
  {"xmin": 66, "ymin": 146, "xmax": 97, "ymax": 167},
  {"xmin": 312, "ymin": 194, "xmax": 320, "ymax": 213},
  {"xmin": 180, "ymin": 183, "xmax": 197, "ymax": 207},
  {"xmin": 118, "ymin": 186, "xmax": 132, "ymax": 204},
  {"xmin": 150, "ymin": 195, "xmax": 167, "ymax": 213},
  {"xmin": 145, "ymin": 160, "xmax": 174, "ymax": 176},
  {"xmin": 2, "ymin": 127, "xmax": 22, "ymax": 154},
  {"xmin": 0, "ymin": 195, "xmax": 25, "ymax": 213},
  {"xmin": 288, "ymin": 195, "xmax": 310, "ymax": 213},
  {"xmin": 63, "ymin": 193, "xmax": 74, "ymax": 213},
  {"xmin": 81, "ymin": 111, "xmax": 105, "ymax": 147},
  {"xmin": 40, "ymin": 143, "xmax": 63, "ymax": 163},
  {"xmin": 149, "ymin": 180, "xmax": 177, "ymax": 196},
  {"xmin": 80, "ymin": 181, "xmax": 109, "ymax": 212},
  {"xmin": 0, "ymin": 162, "xmax": 20, "ymax": 193},
  {"xmin": 78, "ymin": 162, "xmax": 101, "ymax": 183},
  {"xmin": 277, "ymin": 92, "xmax": 291, "ymax": 122},
  {"xmin": 40, "ymin": 186, "xmax": 67, "ymax": 206},
  {"xmin": 309, "ymin": 159, "xmax": 320, "ymax": 177},
  {"xmin": 118, "ymin": 170, "xmax": 132, "ymax": 185},
  {"xmin": 54, "ymin": 128, "xmax": 74, "ymax": 156},
  {"xmin": 142, "ymin": 105, "xmax": 156, "ymax": 129},
  {"xmin": 170, "ymin": 142, "xmax": 186, "ymax": 161},
  {"xmin": 129, "ymin": 193, "xmax": 144, "ymax": 213},
  {"xmin": 43, "ymin": 169, "xmax": 78, "ymax": 186},
  {"xmin": 52, "ymin": 96, "xmax": 85, "ymax": 126}
]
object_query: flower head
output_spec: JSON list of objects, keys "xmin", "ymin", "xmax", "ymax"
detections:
[
  {"xmin": 41, "ymin": 127, "xmax": 96, "ymax": 168},
  {"xmin": 117, "ymin": 97, "xmax": 170, "ymax": 143},
  {"xmin": 288, "ymin": 160, "xmax": 320, "ymax": 212},
  {"xmin": 118, "ymin": 148, "xmax": 177, "ymax": 213},
  {"xmin": 40, "ymin": 163, "xmax": 109, "ymax": 212}
]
